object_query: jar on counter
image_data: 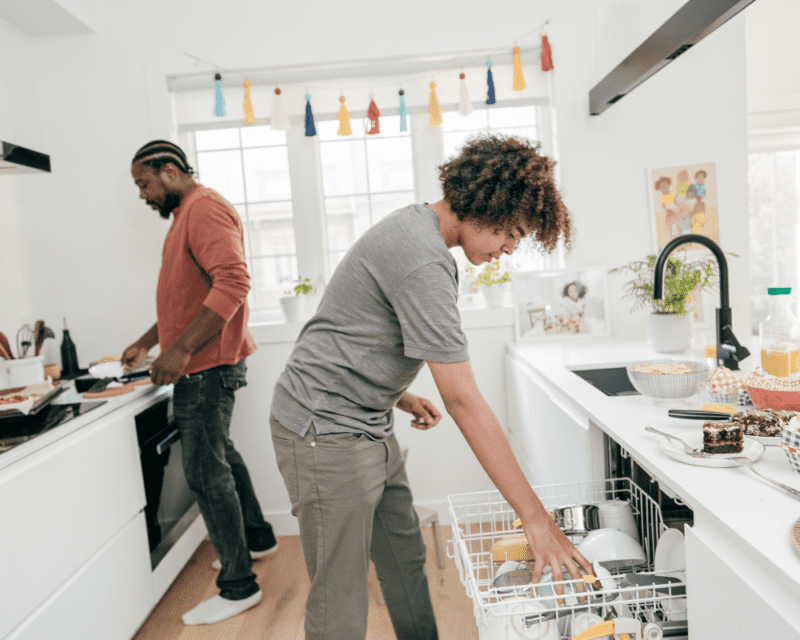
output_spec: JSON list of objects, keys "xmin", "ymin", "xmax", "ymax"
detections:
[{"xmin": 759, "ymin": 287, "xmax": 800, "ymax": 375}]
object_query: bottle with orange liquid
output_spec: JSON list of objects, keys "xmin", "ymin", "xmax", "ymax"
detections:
[{"xmin": 759, "ymin": 288, "xmax": 800, "ymax": 375}]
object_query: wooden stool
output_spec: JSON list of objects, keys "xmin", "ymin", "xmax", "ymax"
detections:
[{"xmin": 376, "ymin": 446, "xmax": 446, "ymax": 605}]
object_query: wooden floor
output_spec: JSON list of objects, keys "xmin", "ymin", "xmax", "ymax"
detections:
[{"xmin": 133, "ymin": 525, "xmax": 479, "ymax": 640}]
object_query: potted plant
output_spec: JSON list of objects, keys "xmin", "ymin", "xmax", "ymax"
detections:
[
  {"xmin": 465, "ymin": 259, "xmax": 512, "ymax": 308},
  {"xmin": 279, "ymin": 276, "xmax": 314, "ymax": 323},
  {"xmin": 609, "ymin": 251, "xmax": 734, "ymax": 353}
]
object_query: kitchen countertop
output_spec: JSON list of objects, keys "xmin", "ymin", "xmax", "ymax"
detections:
[
  {"xmin": 507, "ymin": 336, "xmax": 800, "ymax": 601},
  {"xmin": 0, "ymin": 379, "xmax": 170, "ymax": 473}
]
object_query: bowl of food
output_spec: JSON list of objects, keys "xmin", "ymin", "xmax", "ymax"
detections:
[
  {"xmin": 626, "ymin": 360, "xmax": 710, "ymax": 404},
  {"xmin": 746, "ymin": 385, "xmax": 800, "ymax": 411}
]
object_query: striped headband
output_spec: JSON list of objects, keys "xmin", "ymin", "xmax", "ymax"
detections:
[{"xmin": 132, "ymin": 140, "xmax": 193, "ymax": 173}]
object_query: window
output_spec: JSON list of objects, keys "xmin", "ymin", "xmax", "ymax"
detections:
[
  {"xmin": 194, "ymin": 126, "xmax": 293, "ymax": 315},
  {"xmin": 748, "ymin": 150, "xmax": 800, "ymax": 334},
  {"xmin": 318, "ymin": 115, "xmax": 415, "ymax": 273}
]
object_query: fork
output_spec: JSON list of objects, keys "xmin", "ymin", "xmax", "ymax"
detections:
[
  {"xmin": 645, "ymin": 426, "xmax": 711, "ymax": 457},
  {"xmin": 729, "ymin": 457, "xmax": 800, "ymax": 501}
]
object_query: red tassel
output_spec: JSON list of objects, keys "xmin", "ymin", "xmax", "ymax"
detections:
[
  {"xmin": 541, "ymin": 34, "xmax": 554, "ymax": 72},
  {"xmin": 367, "ymin": 94, "xmax": 380, "ymax": 135}
]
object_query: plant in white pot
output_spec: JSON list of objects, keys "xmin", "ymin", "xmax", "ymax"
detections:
[
  {"xmin": 279, "ymin": 276, "xmax": 314, "ymax": 323},
  {"xmin": 465, "ymin": 259, "xmax": 512, "ymax": 308},
  {"xmin": 609, "ymin": 251, "xmax": 734, "ymax": 354}
]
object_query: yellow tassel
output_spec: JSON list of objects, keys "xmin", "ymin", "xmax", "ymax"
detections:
[
  {"xmin": 242, "ymin": 80, "xmax": 257, "ymax": 124},
  {"xmin": 429, "ymin": 82, "xmax": 442, "ymax": 126},
  {"xmin": 337, "ymin": 96, "xmax": 352, "ymax": 136},
  {"xmin": 512, "ymin": 47, "xmax": 526, "ymax": 91}
]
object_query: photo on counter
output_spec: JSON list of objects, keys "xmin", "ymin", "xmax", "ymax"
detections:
[
  {"xmin": 648, "ymin": 161, "xmax": 719, "ymax": 252},
  {"xmin": 513, "ymin": 268, "xmax": 611, "ymax": 342}
]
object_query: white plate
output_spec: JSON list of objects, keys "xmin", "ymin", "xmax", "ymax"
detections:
[
  {"xmin": 88, "ymin": 361, "xmax": 125, "ymax": 379},
  {"xmin": 658, "ymin": 431, "xmax": 765, "ymax": 467},
  {"xmin": 748, "ymin": 435, "xmax": 781, "ymax": 446},
  {"xmin": 654, "ymin": 529, "xmax": 686, "ymax": 616}
]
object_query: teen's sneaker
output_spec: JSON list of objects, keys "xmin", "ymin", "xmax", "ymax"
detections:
[{"xmin": 211, "ymin": 542, "xmax": 278, "ymax": 570}]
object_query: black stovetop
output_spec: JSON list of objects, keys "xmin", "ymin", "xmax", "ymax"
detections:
[{"xmin": 0, "ymin": 401, "xmax": 107, "ymax": 452}]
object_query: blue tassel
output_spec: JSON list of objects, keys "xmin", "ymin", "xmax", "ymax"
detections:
[
  {"xmin": 486, "ymin": 61, "xmax": 496, "ymax": 105},
  {"xmin": 399, "ymin": 89, "xmax": 407, "ymax": 132},
  {"xmin": 214, "ymin": 73, "xmax": 226, "ymax": 117},
  {"xmin": 305, "ymin": 94, "xmax": 316, "ymax": 136}
]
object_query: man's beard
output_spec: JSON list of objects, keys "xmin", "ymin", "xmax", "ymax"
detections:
[{"xmin": 147, "ymin": 193, "xmax": 181, "ymax": 219}]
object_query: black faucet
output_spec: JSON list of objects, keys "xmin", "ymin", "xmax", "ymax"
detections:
[{"xmin": 653, "ymin": 234, "xmax": 750, "ymax": 370}]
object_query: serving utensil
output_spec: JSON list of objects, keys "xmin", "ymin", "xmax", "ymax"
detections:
[
  {"xmin": 729, "ymin": 456, "xmax": 800, "ymax": 501},
  {"xmin": 0, "ymin": 332, "xmax": 14, "ymax": 359},
  {"xmin": 645, "ymin": 426, "xmax": 711, "ymax": 458},
  {"xmin": 668, "ymin": 409, "xmax": 734, "ymax": 420}
]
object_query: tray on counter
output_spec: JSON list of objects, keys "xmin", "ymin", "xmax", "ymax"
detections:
[{"xmin": 0, "ymin": 382, "xmax": 65, "ymax": 421}]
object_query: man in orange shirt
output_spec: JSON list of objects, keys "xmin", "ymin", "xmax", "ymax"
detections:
[{"xmin": 123, "ymin": 140, "xmax": 275, "ymax": 625}]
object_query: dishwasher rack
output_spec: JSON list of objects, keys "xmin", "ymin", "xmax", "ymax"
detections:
[{"xmin": 447, "ymin": 478, "xmax": 688, "ymax": 640}]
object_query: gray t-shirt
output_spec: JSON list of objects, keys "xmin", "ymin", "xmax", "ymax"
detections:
[{"xmin": 271, "ymin": 203, "xmax": 470, "ymax": 439}]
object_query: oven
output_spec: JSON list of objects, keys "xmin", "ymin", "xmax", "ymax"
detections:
[{"xmin": 134, "ymin": 396, "xmax": 199, "ymax": 570}]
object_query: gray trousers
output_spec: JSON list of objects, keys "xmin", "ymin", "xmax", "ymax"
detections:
[{"xmin": 271, "ymin": 415, "xmax": 438, "ymax": 640}]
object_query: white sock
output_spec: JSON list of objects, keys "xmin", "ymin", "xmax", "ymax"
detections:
[{"xmin": 181, "ymin": 591, "xmax": 262, "ymax": 625}]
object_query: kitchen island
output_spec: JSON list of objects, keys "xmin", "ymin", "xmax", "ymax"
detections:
[
  {"xmin": 0, "ymin": 381, "xmax": 206, "ymax": 640},
  {"xmin": 505, "ymin": 337, "xmax": 800, "ymax": 637}
]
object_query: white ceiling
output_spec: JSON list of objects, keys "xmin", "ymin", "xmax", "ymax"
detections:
[{"xmin": 0, "ymin": 0, "xmax": 95, "ymax": 36}]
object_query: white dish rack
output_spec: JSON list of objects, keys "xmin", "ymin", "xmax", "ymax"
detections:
[{"xmin": 447, "ymin": 477, "xmax": 688, "ymax": 639}]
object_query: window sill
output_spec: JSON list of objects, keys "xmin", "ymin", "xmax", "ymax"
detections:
[{"xmin": 248, "ymin": 304, "xmax": 514, "ymax": 346}]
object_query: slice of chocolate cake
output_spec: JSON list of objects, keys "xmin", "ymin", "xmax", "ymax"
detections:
[{"xmin": 703, "ymin": 421, "xmax": 743, "ymax": 454}]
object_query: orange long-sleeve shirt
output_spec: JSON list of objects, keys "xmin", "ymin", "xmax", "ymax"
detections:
[{"xmin": 156, "ymin": 184, "xmax": 257, "ymax": 375}]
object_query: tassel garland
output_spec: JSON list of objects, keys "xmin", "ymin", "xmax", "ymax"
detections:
[
  {"xmin": 399, "ymin": 89, "xmax": 408, "ymax": 132},
  {"xmin": 366, "ymin": 93, "xmax": 380, "ymax": 135},
  {"xmin": 541, "ymin": 34, "xmax": 554, "ymax": 71},
  {"xmin": 486, "ymin": 61, "xmax": 496, "ymax": 105},
  {"xmin": 305, "ymin": 93, "xmax": 316, "ymax": 137},
  {"xmin": 458, "ymin": 73, "xmax": 473, "ymax": 116},
  {"xmin": 512, "ymin": 47, "xmax": 526, "ymax": 90},
  {"xmin": 272, "ymin": 88, "xmax": 290, "ymax": 130},
  {"xmin": 337, "ymin": 96, "xmax": 352, "ymax": 136},
  {"xmin": 242, "ymin": 80, "xmax": 257, "ymax": 124},
  {"xmin": 429, "ymin": 82, "xmax": 442, "ymax": 126},
  {"xmin": 213, "ymin": 73, "xmax": 226, "ymax": 117}
]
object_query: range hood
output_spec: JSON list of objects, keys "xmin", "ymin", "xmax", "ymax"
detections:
[
  {"xmin": 0, "ymin": 141, "xmax": 51, "ymax": 175},
  {"xmin": 589, "ymin": 0, "xmax": 756, "ymax": 116}
]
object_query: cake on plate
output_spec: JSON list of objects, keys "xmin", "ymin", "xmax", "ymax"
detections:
[
  {"xmin": 730, "ymin": 409, "xmax": 795, "ymax": 437},
  {"xmin": 703, "ymin": 421, "xmax": 743, "ymax": 454}
]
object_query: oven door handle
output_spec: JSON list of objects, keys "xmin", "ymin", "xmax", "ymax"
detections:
[{"xmin": 155, "ymin": 427, "xmax": 180, "ymax": 456}]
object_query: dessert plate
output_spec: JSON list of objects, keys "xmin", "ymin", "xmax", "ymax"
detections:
[
  {"xmin": 747, "ymin": 435, "xmax": 781, "ymax": 446},
  {"xmin": 658, "ymin": 431, "xmax": 765, "ymax": 467}
]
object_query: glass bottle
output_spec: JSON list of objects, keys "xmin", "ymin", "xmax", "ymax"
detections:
[{"xmin": 759, "ymin": 288, "xmax": 800, "ymax": 375}]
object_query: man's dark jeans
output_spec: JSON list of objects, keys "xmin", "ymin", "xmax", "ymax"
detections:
[{"xmin": 173, "ymin": 359, "xmax": 274, "ymax": 600}]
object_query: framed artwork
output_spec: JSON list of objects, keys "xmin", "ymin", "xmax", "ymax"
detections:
[
  {"xmin": 513, "ymin": 268, "xmax": 611, "ymax": 342},
  {"xmin": 648, "ymin": 162, "xmax": 719, "ymax": 252}
]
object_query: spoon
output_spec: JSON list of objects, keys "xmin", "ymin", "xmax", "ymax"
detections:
[{"xmin": 645, "ymin": 426, "xmax": 711, "ymax": 458}]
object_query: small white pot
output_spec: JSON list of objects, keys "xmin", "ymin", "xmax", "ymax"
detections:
[
  {"xmin": 647, "ymin": 312, "xmax": 693, "ymax": 353},
  {"xmin": 481, "ymin": 284, "xmax": 508, "ymax": 308},
  {"xmin": 279, "ymin": 295, "xmax": 305, "ymax": 323},
  {"xmin": 2, "ymin": 355, "xmax": 45, "ymax": 388}
]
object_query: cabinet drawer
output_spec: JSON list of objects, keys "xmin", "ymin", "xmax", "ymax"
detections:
[
  {"xmin": 685, "ymin": 524, "xmax": 800, "ymax": 637},
  {"xmin": 7, "ymin": 512, "xmax": 153, "ymax": 640},
  {"xmin": 0, "ymin": 414, "xmax": 146, "ymax": 639}
]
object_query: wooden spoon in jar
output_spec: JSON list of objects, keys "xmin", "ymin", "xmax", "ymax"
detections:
[
  {"xmin": 0, "ymin": 332, "xmax": 13, "ymax": 360},
  {"xmin": 33, "ymin": 321, "xmax": 46, "ymax": 357}
]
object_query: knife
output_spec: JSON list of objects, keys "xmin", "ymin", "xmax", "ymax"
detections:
[{"xmin": 668, "ymin": 409, "xmax": 734, "ymax": 420}]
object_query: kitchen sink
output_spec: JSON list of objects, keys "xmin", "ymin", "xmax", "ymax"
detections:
[{"xmin": 568, "ymin": 364, "xmax": 641, "ymax": 397}]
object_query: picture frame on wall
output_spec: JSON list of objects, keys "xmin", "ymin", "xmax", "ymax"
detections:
[
  {"xmin": 648, "ymin": 162, "xmax": 719, "ymax": 253},
  {"xmin": 513, "ymin": 268, "xmax": 611, "ymax": 342}
]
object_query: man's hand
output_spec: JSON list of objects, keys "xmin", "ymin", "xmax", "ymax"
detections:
[
  {"xmin": 396, "ymin": 393, "xmax": 442, "ymax": 430},
  {"xmin": 121, "ymin": 344, "xmax": 149, "ymax": 370},
  {"xmin": 150, "ymin": 342, "xmax": 192, "ymax": 386}
]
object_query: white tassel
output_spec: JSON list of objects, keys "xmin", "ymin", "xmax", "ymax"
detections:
[
  {"xmin": 272, "ymin": 89, "xmax": 291, "ymax": 131},
  {"xmin": 458, "ymin": 78, "xmax": 473, "ymax": 116}
]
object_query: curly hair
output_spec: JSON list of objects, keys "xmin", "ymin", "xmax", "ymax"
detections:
[{"xmin": 438, "ymin": 133, "xmax": 571, "ymax": 253}]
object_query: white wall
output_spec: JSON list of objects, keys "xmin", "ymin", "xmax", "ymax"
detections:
[{"xmin": 0, "ymin": 0, "xmax": 753, "ymax": 530}]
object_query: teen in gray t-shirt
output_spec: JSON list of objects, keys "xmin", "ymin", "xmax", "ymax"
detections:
[
  {"xmin": 272, "ymin": 203, "xmax": 469, "ymax": 440},
  {"xmin": 270, "ymin": 134, "xmax": 593, "ymax": 640}
]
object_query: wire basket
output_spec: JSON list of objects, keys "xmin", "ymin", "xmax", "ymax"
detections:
[{"xmin": 447, "ymin": 478, "xmax": 688, "ymax": 639}]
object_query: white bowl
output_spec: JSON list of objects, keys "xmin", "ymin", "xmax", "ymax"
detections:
[
  {"xmin": 626, "ymin": 360, "xmax": 710, "ymax": 402},
  {"xmin": 575, "ymin": 528, "xmax": 647, "ymax": 571}
]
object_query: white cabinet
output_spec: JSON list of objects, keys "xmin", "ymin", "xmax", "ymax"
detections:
[
  {"xmin": 685, "ymin": 524, "xmax": 800, "ymax": 637},
  {"xmin": 0, "ymin": 411, "xmax": 148, "ymax": 639},
  {"xmin": 7, "ymin": 512, "xmax": 153, "ymax": 640},
  {"xmin": 505, "ymin": 348, "xmax": 604, "ymax": 487}
]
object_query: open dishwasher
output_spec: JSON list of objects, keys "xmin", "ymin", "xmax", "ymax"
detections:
[{"xmin": 447, "ymin": 477, "xmax": 688, "ymax": 639}]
